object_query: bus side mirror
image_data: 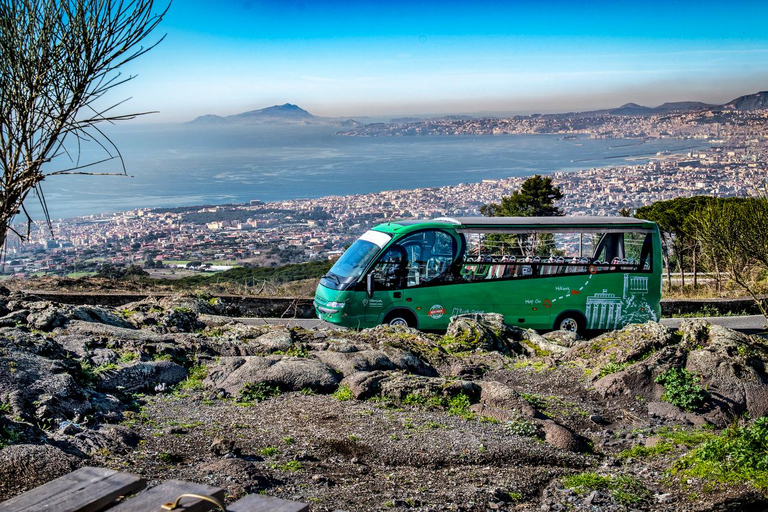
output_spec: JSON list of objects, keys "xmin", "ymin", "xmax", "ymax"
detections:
[{"xmin": 366, "ymin": 273, "xmax": 374, "ymax": 298}]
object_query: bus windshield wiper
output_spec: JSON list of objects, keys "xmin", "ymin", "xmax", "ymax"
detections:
[{"xmin": 322, "ymin": 273, "xmax": 340, "ymax": 284}]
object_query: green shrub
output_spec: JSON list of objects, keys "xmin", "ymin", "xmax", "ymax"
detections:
[
  {"xmin": 278, "ymin": 344, "xmax": 309, "ymax": 358},
  {"xmin": 0, "ymin": 424, "xmax": 20, "ymax": 449},
  {"xmin": 240, "ymin": 382, "xmax": 282, "ymax": 402},
  {"xmin": 276, "ymin": 460, "xmax": 302, "ymax": 472},
  {"xmin": 655, "ymin": 367, "xmax": 709, "ymax": 411},
  {"xmin": 447, "ymin": 392, "xmax": 475, "ymax": 420},
  {"xmin": 118, "ymin": 351, "xmax": 139, "ymax": 364},
  {"xmin": 93, "ymin": 363, "xmax": 120, "ymax": 375},
  {"xmin": 260, "ymin": 446, "xmax": 279, "ymax": 457},
  {"xmin": 332, "ymin": 385, "xmax": 354, "ymax": 401},
  {"xmin": 402, "ymin": 393, "xmax": 428, "ymax": 406},
  {"xmin": 178, "ymin": 365, "xmax": 208, "ymax": 391},
  {"xmin": 671, "ymin": 417, "xmax": 768, "ymax": 489},
  {"xmin": 505, "ymin": 409, "xmax": 539, "ymax": 437}
]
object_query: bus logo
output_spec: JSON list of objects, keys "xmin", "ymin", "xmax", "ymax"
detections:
[{"xmin": 428, "ymin": 304, "xmax": 446, "ymax": 319}]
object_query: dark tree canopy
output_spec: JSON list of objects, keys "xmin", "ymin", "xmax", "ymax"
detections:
[
  {"xmin": 480, "ymin": 175, "xmax": 564, "ymax": 257},
  {"xmin": 480, "ymin": 175, "xmax": 564, "ymax": 218},
  {"xmin": 0, "ymin": 0, "xmax": 169, "ymax": 245}
]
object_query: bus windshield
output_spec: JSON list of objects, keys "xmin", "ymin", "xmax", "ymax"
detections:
[{"xmin": 321, "ymin": 230, "xmax": 391, "ymax": 290}]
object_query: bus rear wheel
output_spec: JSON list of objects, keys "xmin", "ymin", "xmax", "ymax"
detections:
[
  {"xmin": 384, "ymin": 310, "xmax": 417, "ymax": 329},
  {"xmin": 554, "ymin": 312, "xmax": 586, "ymax": 335}
]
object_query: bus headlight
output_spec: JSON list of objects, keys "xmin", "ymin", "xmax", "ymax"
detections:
[{"xmin": 326, "ymin": 301, "xmax": 346, "ymax": 309}]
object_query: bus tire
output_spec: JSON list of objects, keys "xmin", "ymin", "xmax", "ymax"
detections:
[
  {"xmin": 383, "ymin": 309, "xmax": 417, "ymax": 329},
  {"xmin": 554, "ymin": 312, "xmax": 586, "ymax": 335}
]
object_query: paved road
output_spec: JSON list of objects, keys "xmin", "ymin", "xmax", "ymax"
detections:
[
  {"xmin": 660, "ymin": 315, "xmax": 766, "ymax": 334},
  {"xmin": 207, "ymin": 315, "xmax": 767, "ymax": 334}
]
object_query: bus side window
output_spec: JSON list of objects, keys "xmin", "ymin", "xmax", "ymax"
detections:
[{"xmin": 396, "ymin": 230, "xmax": 457, "ymax": 287}]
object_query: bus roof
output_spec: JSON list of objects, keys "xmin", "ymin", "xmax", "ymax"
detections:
[{"xmin": 375, "ymin": 216, "xmax": 657, "ymax": 234}]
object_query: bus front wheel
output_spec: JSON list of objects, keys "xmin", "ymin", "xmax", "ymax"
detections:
[
  {"xmin": 384, "ymin": 310, "xmax": 417, "ymax": 329},
  {"xmin": 554, "ymin": 312, "xmax": 586, "ymax": 335}
]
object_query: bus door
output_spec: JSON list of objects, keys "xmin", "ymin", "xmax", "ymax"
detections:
[
  {"xmin": 366, "ymin": 229, "xmax": 458, "ymax": 328},
  {"xmin": 364, "ymin": 245, "xmax": 407, "ymax": 323}
]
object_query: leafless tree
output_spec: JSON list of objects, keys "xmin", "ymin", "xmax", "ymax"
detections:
[{"xmin": 0, "ymin": 0, "xmax": 170, "ymax": 245}]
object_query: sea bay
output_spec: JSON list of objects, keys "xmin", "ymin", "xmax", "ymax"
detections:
[{"xmin": 30, "ymin": 124, "xmax": 712, "ymax": 220}]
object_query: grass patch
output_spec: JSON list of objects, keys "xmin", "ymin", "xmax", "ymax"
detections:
[
  {"xmin": 562, "ymin": 472, "xmax": 650, "ymax": 506},
  {"xmin": 273, "ymin": 460, "xmax": 302, "ymax": 472},
  {"xmin": 274, "ymin": 344, "xmax": 309, "ymax": 358},
  {"xmin": 597, "ymin": 361, "xmax": 631, "ymax": 379},
  {"xmin": 670, "ymin": 416, "xmax": 768, "ymax": 489},
  {"xmin": 658, "ymin": 426, "xmax": 716, "ymax": 446},
  {"xmin": 617, "ymin": 442, "xmax": 675, "ymax": 460},
  {"xmin": 655, "ymin": 367, "xmax": 710, "ymax": 411}
]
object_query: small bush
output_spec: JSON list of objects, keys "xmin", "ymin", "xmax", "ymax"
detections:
[{"xmin": 655, "ymin": 367, "xmax": 709, "ymax": 411}]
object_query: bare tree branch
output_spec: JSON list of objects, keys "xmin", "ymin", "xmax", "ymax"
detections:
[{"xmin": 0, "ymin": 0, "xmax": 169, "ymax": 245}]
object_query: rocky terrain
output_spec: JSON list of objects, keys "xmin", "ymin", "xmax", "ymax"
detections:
[{"xmin": 1, "ymin": 288, "xmax": 767, "ymax": 511}]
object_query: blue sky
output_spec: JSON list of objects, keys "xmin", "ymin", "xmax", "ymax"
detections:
[{"xmin": 121, "ymin": 0, "xmax": 768, "ymax": 121}]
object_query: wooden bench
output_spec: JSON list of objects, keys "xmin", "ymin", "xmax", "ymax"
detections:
[{"xmin": 0, "ymin": 466, "xmax": 309, "ymax": 512}]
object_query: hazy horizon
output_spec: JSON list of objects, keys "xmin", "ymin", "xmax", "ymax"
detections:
[
  {"xmin": 179, "ymin": 87, "xmax": 767, "ymax": 124},
  {"xmin": 107, "ymin": 0, "xmax": 768, "ymax": 123}
]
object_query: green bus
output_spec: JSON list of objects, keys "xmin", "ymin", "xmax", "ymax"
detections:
[{"xmin": 314, "ymin": 216, "xmax": 662, "ymax": 333}]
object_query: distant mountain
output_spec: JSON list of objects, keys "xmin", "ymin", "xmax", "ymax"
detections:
[
  {"xmin": 722, "ymin": 91, "xmax": 768, "ymax": 110},
  {"xmin": 608, "ymin": 103, "xmax": 654, "ymax": 116},
  {"xmin": 189, "ymin": 103, "xmax": 361, "ymax": 127},
  {"xmin": 577, "ymin": 92, "xmax": 767, "ymax": 118},
  {"xmin": 231, "ymin": 103, "xmax": 313, "ymax": 122}
]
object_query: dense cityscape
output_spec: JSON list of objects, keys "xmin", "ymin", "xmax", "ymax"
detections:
[{"xmin": 2, "ymin": 106, "xmax": 768, "ymax": 278}]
